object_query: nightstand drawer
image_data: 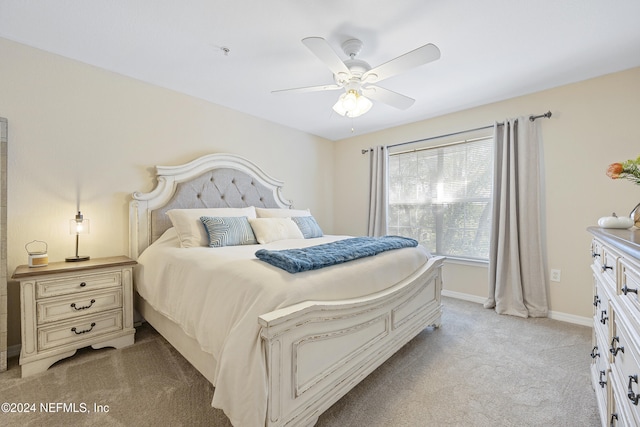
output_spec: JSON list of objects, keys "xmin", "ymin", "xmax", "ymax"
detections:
[
  {"xmin": 37, "ymin": 288, "xmax": 123, "ymax": 324},
  {"xmin": 37, "ymin": 309, "xmax": 123, "ymax": 351},
  {"xmin": 35, "ymin": 270, "xmax": 122, "ymax": 298}
]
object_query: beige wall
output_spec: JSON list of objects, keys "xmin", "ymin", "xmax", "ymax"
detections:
[
  {"xmin": 0, "ymin": 38, "xmax": 334, "ymax": 347},
  {"xmin": 333, "ymin": 66, "xmax": 640, "ymax": 321}
]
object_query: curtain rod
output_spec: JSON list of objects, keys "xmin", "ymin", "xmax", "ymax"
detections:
[{"xmin": 361, "ymin": 110, "xmax": 552, "ymax": 154}]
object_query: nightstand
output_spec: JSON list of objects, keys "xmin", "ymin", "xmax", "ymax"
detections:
[{"xmin": 12, "ymin": 256, "xmax": 136, "ymax": 377}]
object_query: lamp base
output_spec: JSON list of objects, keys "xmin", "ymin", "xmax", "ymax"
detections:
[{"xmin": 66, "ymin": 255, "xmax": 90, "ymax": 262}]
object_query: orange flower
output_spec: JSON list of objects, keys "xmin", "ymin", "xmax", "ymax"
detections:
[{"xmin": 607, "ymin": 162, "xmax": 624, "ymax": 179}]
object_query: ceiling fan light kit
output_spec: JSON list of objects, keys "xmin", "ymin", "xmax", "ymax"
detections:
[
  {"xmin": 332, "ymin": 89, "xmax": 373, "ymax": 118},
  {"xmin": 273, "ymin": 36, "xmax": 440, "ymax": 119}
]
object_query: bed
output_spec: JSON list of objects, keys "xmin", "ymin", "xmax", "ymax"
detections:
[{"xmin": 129, "ymin": 153, "xmax": 444, "ymax": 427}]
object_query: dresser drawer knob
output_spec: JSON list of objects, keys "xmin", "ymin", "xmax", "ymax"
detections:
[
  {"xmin": 590, "ymin": 346, "xmax": 600, "ymax": 359},
  {"xmin": 79, "ymin": 282, "xmax": 87, "ymax": 287},
  {"xmin": 622, "ymin": 285, "xmax": 638, "ymax": 295},
  {"xmin": 592, "ymin": 252, "xmax": 601, "ymax": 258},
  {"xmin": 600, "ymin": 310, "xmax": 608, "ymax": 325},
  {"xmin": 628, "ymin": 375, "xmax": 640, "ymax": 405},
  {"xmin": 599, "ymin": 370, "xmax": 607, "ymax": 388},
  {"xmin": 602, "ymin": 264, "xmax": 613, "ymax": 272},
  {"xmin": 593, "ymin": 295, "xmax": 601, "ymax": 307},
  {"xmin": 70, "ymin": 299, "xmax": 96, "ymax": 311},
  {"xmin": 610, "ymin": 336, "xmax": 625, "ymax": 357},
  {"xmin": 71, "ymin": 322, "xmax": 96, "ymax": 335}
]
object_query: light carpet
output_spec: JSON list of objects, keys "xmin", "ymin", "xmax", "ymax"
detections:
[{"xmin": 0, "ymin": 297, "xmax": 599, "ymax": 426}]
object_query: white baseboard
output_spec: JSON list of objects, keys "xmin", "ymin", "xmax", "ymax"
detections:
[
  {"xmin": 442, "ymin": 289, "xmax": 592, "ymax": 327},
  {"xmin": 547, "ymin": 310, "xmax": 592, "ymax": 327},
  {"xmin": 441, "ymin": 289, "xmax": 486, "ymax": 304}
]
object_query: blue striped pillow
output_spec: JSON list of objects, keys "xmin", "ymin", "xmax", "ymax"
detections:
[
  {"xmin": 200, "ymin": 216, "xmax": 257, "ymax": 247},
  {"xmin": 291, "ymin": 216, "xmax": 323, "ymax": 239}
]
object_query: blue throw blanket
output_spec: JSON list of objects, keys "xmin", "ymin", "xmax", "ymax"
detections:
[{"xmin": 255, "ymin": 236, "xmax": 418, "ymax": 273}]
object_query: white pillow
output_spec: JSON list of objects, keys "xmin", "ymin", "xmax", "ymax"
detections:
[
  {"xmin": 255, "ymin": 207, "xmax": 311, "ymax": 218},
  {"xmin": 167, "ymin": 207, "xmax": 257, "ymax": 248},
  {"xmin": 248, "ymin": 218, "xmax": 304, "ymax": 244}
]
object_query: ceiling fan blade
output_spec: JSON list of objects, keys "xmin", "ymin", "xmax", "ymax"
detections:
[
  {"xmin": 302, "ymin": 37, "xmax": 351, "ymax": 76},
  {"xmin": 362, "ymin": 85, "xmax": 415, "ymax": 110},
  {"xmin": 272, "ymin": 84, "xmax": 342, "ymax": 94},
  {"xmin": 363, "ymin": 43, "xmax": 440, "ymax": 83}
]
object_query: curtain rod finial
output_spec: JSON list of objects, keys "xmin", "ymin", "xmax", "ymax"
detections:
[{"xmin": 530, "ymin": 111, "xmax": 552, "ymax": 121}]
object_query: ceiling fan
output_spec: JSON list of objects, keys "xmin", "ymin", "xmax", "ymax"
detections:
[{"xmin": 273, "ymin": 37, "xmax": 441, "ymax": 118}]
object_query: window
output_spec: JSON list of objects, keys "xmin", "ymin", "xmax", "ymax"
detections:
[{"xmin": 388, "ymin": 136, "xmax": 493, "ymax": 261}]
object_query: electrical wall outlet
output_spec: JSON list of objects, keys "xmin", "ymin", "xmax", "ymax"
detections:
[{"xmin": 550, "ymin": 269, "xmax": 561, "ymax": 283}]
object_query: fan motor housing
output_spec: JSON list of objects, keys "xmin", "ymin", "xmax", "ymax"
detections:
[{"xmin": 334, "ymin": 59, "xmax": 371, "ymax": 85}]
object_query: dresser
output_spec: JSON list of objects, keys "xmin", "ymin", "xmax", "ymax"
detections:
[
  {"xmin": 12, "ymin": 256, "xmax": 136, "ymax": 377},
  {"xmin": 589, "ymin": 227, "xmax": 640, "ymax": 426}
]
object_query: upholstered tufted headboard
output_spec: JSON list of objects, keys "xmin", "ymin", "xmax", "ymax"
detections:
[{"xmin": 129, "ymin": 153, "xmax": 292, "ymax": 259}]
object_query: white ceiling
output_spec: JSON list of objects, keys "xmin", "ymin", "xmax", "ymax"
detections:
[{"xmin": 1, "ymin": 0, "xmax": 639, "ymax": 141}]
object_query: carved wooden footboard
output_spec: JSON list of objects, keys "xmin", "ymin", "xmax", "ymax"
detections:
[{"xmin": 260, "ymin": 255, "xmax": 443, "ymax": 427}]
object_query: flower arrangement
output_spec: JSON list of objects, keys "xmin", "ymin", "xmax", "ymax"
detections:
[{"xmin": 607, "ymin": 155, "xmax": 640, "ymax": 185}]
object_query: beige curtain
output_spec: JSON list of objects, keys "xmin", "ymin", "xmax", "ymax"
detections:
[
  {"xmin": 484, "ymin": 117, "xmax": 549, "ymax": 318},
  {"xmin": 367, "ymin": 146, "xmax": 388, "ymax": 237}
]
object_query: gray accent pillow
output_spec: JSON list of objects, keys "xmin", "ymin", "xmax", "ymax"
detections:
[
  {"xmin": 200, "ymin": 216, "xmax": 257, "ymax": 247},
  {"xmin": 291, "ymin": 216, "xmax": 323, "ymax": 239}
]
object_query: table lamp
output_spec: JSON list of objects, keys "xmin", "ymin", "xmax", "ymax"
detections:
[{"xmin": 66, "ymin": 211, "xmax": 90, "ymax": 262}]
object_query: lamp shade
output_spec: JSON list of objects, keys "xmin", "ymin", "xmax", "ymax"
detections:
[
  {"xmin": 69, "ymin": 212, "xmax": 90, "ymax": 234},
  {"xmin": 332, "ymin": 90, "xmax": 372, "ymax": 118},
  {"xmin": 66, "ymin": 211, "xmax": 90, "ymax": 262}
]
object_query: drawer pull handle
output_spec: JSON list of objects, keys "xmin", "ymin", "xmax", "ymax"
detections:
[
  {"xmin": 70, "ymin": 299, "xmax": 96, "ymax": 311},
  {"xmin": 610, "ymin": 413, "xmax": 618, "ymax": 427},
  {"xmin": 71, "ymin": 322, "xmax": 96, "ymax": 335},
  {"xmin": 602, "ymin": 264, "xmax": 613, "ymax": 272},
  {"xmin": 610, "ymin": 336, "xmax": 624, "ymax": 357},
  {"xmin": 79, "ymin": 282, "xmax": 87, "ymax": 287},
  {"xmin": 593, "ymin": 295, "xmax": 601, "ymax": 307},
  {"xmin": 590, "ymin": 346, "xmax": 600, "ymax": 359},
  {"xmin": 600, "ymin": 310, "xmax": 608, "ymax": 325},
  {"xmin": 622, "ymin": 285, "xmax": 638, "ymax": 295},
  {"xmin": 592, "ymin": 252, "xmax": 601, "ymax": 258},
  {"xmin": 599, "ymin": 370, "xmax": 607, "ymax": 388},
  {"xmin": 628, "ymin": 375, "xmax": 640, "ymax": 405}
]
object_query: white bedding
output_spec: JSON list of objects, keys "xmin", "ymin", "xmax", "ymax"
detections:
[{"xmin": 135, "ymin": 228, "xmax": 431, "ymax": 427}]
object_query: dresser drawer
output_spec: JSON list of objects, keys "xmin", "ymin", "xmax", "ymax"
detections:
[
  {"xmin": 611, "ymin": 313, "xmax": 640, "ymax": 423},
  {"xmin": 592, "ymin": 239, "xmax": 605, "ymax": 265},
  {"xmin": 592, "ymin": 239, "xmax": 617, "ymax": 287},
  {"xmin": 619, "ymin": 259, "xmax": 640, "ymax": 329},
  {"xmin": 594, "ymin": 278, "xmax": 612, "ymax": 348},
  {"xmin": 610, "ymin": 373, "xmax": 633, "ymax": 427},
  {"xmin": 592, "ymin": 364, "xmax": 609, "ymax": 426},
  {"xmin": 35, "ymin": 270, "xmax": 122, "ymax": 298},
  {"xmin": 591, "ymin": 343, "xmax": 609, "ymax": 427},
  {"xmin": 37, "ymin": 309, "xmax": 123, "ymax": 351},
  {"xmin": 601, "ymin": 244, "xmax": 621, "ymax": 290},
  {"xmin": 36, "ymin": 288, "xmax": 122, "ymax": 324}
]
